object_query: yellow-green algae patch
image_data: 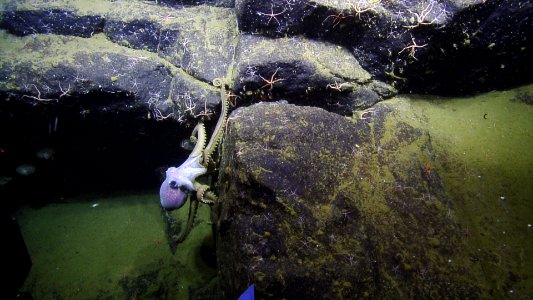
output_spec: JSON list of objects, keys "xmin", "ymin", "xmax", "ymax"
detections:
[
  {"xmin": 17, "ymin": 193, "xmax": 216, "ymax": 299},
  {"xmin": 355, "ymin": 87, "xmax": 533, "ymax": 297},
  {"xmin": 0, "ymin": 30, "xmax": 217, "ymax": 98},
  {"xmin": 1, "ymin": 0, "xmax": 115, "ymax": 16},
  {"xmin": 0, "ymin": 0, "xmax": 175, "ymax": 18},
  {"xmin": 242, "ymin": 36, "xmax": 371, "ymax": 83},
  {"xmin": 0, "ymin": 31, "xmax": 158, "ymax": 73}
]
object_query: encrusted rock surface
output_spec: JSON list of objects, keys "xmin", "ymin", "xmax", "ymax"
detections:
[
  {"xmin": 2, "ymin": 0, "xmax": 530, "ymax": 120},
  {"xmin": 232, "ymin": 34, "xmax": 395, "ymax": 113},
  {"xmin": 0, "ymin": 0, "xmax": 237, "ymax": 122},
  {"xmin": 1, "ymin": 1, "xmax": 532, "ymax": 299},
  {"xmin": 236, "ymin": 0, "xmax": 533, "ymax": 95},
  {"xmin": 215, "ymin": 101, "xmax": 482, "ymax": 298}
]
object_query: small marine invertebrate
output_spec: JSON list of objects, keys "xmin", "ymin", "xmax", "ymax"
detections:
[
  {"xmin": 399, "ymin": 36, "xmax": 428, "ymax": 60},
  {"xmin": 350, "ymin": 0, "xmax": 377, "ymax": 19},
  {"xmin": 259, "ymin": 67, "xmax": 284, "ymax": 90},
  {"xmin": 403, "ymin": 0, "xmax": 445, "ymax": 29},
  {"xmin": 422, "ymin": 162, "xmax": 433, "ymax": 176},
  {"xmin": 256, "ymin": 4, "xmax": 286, "ymax": 26},
  {"xmin": 322, "ymin": 10, "xmax": 349, "ymax": 28}
]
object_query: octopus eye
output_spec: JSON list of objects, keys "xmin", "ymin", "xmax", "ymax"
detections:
[
  {"xmin": 169, "ymin": 182, "xmax": 190, "ymax": 194},
  {"xmin": 170, "ymin": 180, "xmax": 179, "ymax": 188}
]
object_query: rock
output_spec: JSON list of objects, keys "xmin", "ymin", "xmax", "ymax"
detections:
[
  {"xmin": 233, "ymin": 34, "xmax": 395, "ymax": 112},
  {"xmin": 0, "ymin": 0, "xmax": 236, "ymax": 123},
  {"xmin": 215, "ymin": 101, "xmax": 481, "ymax": 299},
  {"xmin": 235, "ymin": 0, "xmax": 533, "ymax": 95},
  {"xmin": 160, "ymin": 0, "xmax": 236, "ymax": 8},
  {"xmin": 403, "ymin": 0, "xmax": 533, "ymax": 95},
  {"xmin": 0, "ymin": 9, "xmax": 105, "ymax": 37},
  {"xmin": 0, "ymin": 31, "xmax": 222, "ymax": 121},
  {"xmin": 2, "ymin": 0, "xmax": 530, "ymax": 115},
  {"xmin": 156, "ymin": 6, "xmax": 237, "ymax": 84}
]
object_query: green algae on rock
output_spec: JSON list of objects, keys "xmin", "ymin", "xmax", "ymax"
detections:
[{"xmin": 215, "ymin": 100, "xmax": 481, "ymax": 299}]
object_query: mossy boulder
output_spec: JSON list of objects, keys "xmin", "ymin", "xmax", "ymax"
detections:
[
  {"xmin": 215, "ymin": 100, "xmax": 482, "ymax": 299},
  {"xmin": 233, "ymin": 34, "xmax": 396, "ymax": 112},
  {"xmin": 0, "ymin": 0, "xmax": 237, "ymax": 122}
]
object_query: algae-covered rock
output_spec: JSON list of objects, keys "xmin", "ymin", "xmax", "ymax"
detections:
[
  {"xmin": 215, "ymin": 100, "xmax": 483, "ymax": 299},
  {"xmin": 2, "ymin": 0, "xmax": 531, "ymax": 102},
  {"xmin": 233, "ymin": 34, "xmax": 395, "ymax": 112},
  {"xmin": 0, "ymin": 31, "xmax": 222, "ymax": 121},
  {"xmin": 235, "ymin": 0, "xmax": 533, "ymax": 95},
  {"xmin": 160, "ymin": 0, "xmax": 235, "ymax": 7},
  {"xmin": 156, "ymin": 6, "xmax": 238, "ymax": 84},
  {"xmin": 0, "ymin": 0, "xmax": 236, "ymax": 122}
]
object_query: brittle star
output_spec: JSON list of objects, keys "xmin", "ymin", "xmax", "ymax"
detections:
[
  {"xmin": 158, "ymin": 14, "xmax": 176, "ymax": 24},
  {"xmin": 225, "ymin": 90, "xmax": 241, "ymax": 107},
  {"xmin": 350, "ymin": 0, "xmax": 374, "ymax": 19},
  {"xmin": 322, "ymin": 11, "xmax": 349, "ymax": 28},
  {"xmin": 257, "ymin": 4, "xmax": 286, "ymax": 26},
  {"xmin": 326, "ymin": 80, "xmax": 348, "ymax": 92},
  {"xmin": 399, "ymin": 36, "xmax": 427, "ymax": 60},
  {"xmin": 403, "ymin": 0, "xmax": 439, "ymax": 28},
  {"xmin": 259, "ymin": 68, "xmax": 284, "ymax": 90}
]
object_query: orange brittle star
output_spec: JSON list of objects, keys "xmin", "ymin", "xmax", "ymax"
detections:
[{"xmin": 259, "ymin": 67, "xmax": 284, "ymax": 90}]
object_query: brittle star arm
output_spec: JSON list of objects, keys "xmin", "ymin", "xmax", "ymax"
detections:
[{"xmin": 203, "ymin": 78, "xmax": 229, "ymax": 165}]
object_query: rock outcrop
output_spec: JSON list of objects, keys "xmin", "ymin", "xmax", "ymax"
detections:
[
  {"xmin": 236, "ymin": 0, "xmax": 533, "ymax": 95},
  {"xmin": 232, "ymin": 34, "xmax": 396, "ymax": 114},
  {"xmin": 0, "ymin": 0, "xmax": 237, "ymax": 122},
  {"xmin": 2, "ymin": 0, "xmax": 529, "ymax": 121},
  {"xmin": 1, "ymin": 0, "xmax": 532, "ymax": 299},
  {"xmin": 215, "ymin": 101, "xmax": 482, "ymax": 298}
]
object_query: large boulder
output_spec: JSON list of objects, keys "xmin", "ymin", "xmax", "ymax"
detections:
[{"xmin": 215, "ymin": 101, "xmax": 482, "ymax": 298}]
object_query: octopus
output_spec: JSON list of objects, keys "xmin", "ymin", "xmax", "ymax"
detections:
[{"xmin": 159, "ymin": 78, "xmax": 228, "ymax": 243}]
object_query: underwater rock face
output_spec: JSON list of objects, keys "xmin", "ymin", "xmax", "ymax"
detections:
[
  {"xmin": 0, "ymin": 1, "xmax": 236, "ymax": 122},
  {"xmin": 0, "ymin": 0, "xmax": 529, "ymax": 124},
  {"xmin": 232, "ymin": 34, "xmax": 396, "ymax": 112},
  {"xmin": 161, "ymin": 0, "xmax": 236, "ymax": 7},
  {"xmin": 235, "ymin": 0, "xmax": 533, "ymax": 95},
  {"xmin": 0, "ymin": 1, "xmax": 531, "ymax": 298},
  {"xmin": 216, "ymin": 101, "xmax": 483, "ymax": 299}
]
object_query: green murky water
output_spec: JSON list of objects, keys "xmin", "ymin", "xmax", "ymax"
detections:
[
  {"xmin": 17, "ymin": 193, "xmax": 216, "ymax": 299},
  {"xmin": 16, "ymin": 84, "xmax": 533, "ymax": 299}
]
